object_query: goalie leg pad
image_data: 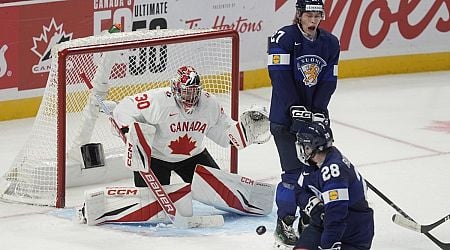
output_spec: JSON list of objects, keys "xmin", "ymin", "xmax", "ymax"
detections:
[
  {"xmin": 191, "ymin": 164, "xmax": 275, "ymax": 216},
  {"xmin": 81, "ymin": 183, "xmax": 193, "ymax": 225}
]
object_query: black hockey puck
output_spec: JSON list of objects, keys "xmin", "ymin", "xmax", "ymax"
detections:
[{"xmin": 256, "ymin": 225, "xmax": 266, "ymax": 235}]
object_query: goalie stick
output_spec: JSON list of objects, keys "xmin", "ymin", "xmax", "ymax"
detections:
[
  {"xmin": 81, "ymin": 74, "xmax": 224, "ymax": 228},
  {"xmin": 366, "ymin": 180, "xmax": 450, "ymax": 250},
  {"xmin": 392, "ymin": 213, "xmax": 450, "ymax": 234}
]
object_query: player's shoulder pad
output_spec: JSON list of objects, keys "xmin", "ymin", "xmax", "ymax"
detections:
[
  {"xmin": 269, "ymin": 24, "xmax": 298, "ymax": 53},
  {"xmin": 200, "ymin": 90, "xmax": 215, "ymax": 100},
  {"xmin": 152, "ymin": 87, "xmax": 173, "ymax": 99},
  {"xmin": 318, "ymin": 28, "xmax": 340, "ymax": 48},
  {"xmin": 135, "ymin": 88, "xmax": 172, "ymax": 109}
]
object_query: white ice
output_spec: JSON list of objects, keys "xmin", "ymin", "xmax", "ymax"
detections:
[{"xmin": 0, "ymin": 71, "xmax": 449, "ymax": 250}]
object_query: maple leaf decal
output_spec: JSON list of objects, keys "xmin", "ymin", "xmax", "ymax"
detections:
[{"xmin": 168, "ymin": 134, "xmax": 197, "ymax": 155}]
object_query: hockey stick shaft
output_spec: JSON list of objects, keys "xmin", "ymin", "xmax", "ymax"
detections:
[
  {"xmin": 392, "ymin": 213, "xmax": 450, "ymax": 233},
  {"xmin": 366, "ymin": 180, "xmax": 450, "ymax": 250}
]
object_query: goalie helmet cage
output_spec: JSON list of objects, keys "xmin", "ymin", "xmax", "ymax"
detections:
[{"xmin": 0, "ymin": 29, "xmax": 240, "ymax": 208}]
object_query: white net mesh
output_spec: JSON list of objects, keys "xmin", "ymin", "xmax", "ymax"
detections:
[{"xmin": 0, "ymin": 29, "xmax": 238, "ymax": 207}]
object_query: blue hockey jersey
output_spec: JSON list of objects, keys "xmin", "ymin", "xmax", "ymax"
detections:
[
  {"xmin": 296, "ymin": 147, "xmax": 374, "ymax": 249},
  {"xmin": 267, "ymin": 24, "xmax": 340, "ymax": 126}
]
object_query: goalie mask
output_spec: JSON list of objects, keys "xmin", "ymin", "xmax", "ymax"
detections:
[
  {"xmin": 295, "ymin": 120, "xmax": 333, "ymax": 166},
  {"xmin": 171, "ymin": 66, "xmax": 202, "ymax": 114}
]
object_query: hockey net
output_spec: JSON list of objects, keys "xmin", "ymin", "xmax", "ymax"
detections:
[{"xmin": 0, "ymin": 29, "xmax": 240, "ymax": 207}]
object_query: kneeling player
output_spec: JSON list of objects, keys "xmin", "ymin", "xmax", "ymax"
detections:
[{"xmin": 294, "ymin": 121, "xmax": 374, "ymax": 250}]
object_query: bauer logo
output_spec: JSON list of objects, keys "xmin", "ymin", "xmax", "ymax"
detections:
[{"xmin": 31, "ymin": 18, "xmax": 73, "ymax": 74}]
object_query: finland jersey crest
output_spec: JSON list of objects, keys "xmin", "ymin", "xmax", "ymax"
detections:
[{"xmin": 297, "ymin": 55, "xmax": 327, "ymax": 87}]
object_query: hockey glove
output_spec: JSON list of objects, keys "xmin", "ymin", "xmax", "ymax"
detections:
[
  {"xmin": 303, "ymin": 196, "xmax": 324, "ymax": 227},
  {"xmin": 290, "ymin": 106, "xmax": 330, "ymax": 131}
]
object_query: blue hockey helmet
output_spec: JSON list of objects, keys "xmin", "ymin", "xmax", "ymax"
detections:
[
  {"xmin": 295, "ymin": 120, "xmax": 333, "ymax": 165},
  {"xmin": 296, "ymin": 0, "xmax": 324, "ymax": 13}
]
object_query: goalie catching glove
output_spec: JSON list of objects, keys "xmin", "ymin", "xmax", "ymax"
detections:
[{"xmin": 227, "ymin": 105, "xmax": 271, "ymax": 150}]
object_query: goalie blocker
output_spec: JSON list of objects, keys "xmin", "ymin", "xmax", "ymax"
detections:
[{"xmin": 78, "ymin": 164, "xmax": 275, "ymax": 225}]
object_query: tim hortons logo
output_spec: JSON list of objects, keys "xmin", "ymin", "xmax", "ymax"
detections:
[
  {"xmin": 31, "ymin": 18, "xmax": 73, "ymax": 74},
  {"xmin": 185, "ymin": 16, "xmax": 262, "ymax": 34},
  {"xmin": 142, "ymin": 173, "xmax": 175, "ymax": 213},
  {"xmin": 0, "ymin": 44, "xmax": 8, "ymax": 78}
]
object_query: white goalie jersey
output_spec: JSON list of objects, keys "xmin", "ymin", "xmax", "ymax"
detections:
[{"xmin": 113, "ymin": 87, "xmax": 233, "ymax": 162}]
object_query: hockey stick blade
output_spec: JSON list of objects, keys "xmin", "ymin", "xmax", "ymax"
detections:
[
  {"xmin": 174, "ymin": 212, "xmax": 224, "ymax": 228},
  {"xmin": 392, "ymin": 214, "xmax": 421, "ymax": 232},
  {"xmin": 393, "ymin": 213, "xmax": 450, "ymax": 233}
]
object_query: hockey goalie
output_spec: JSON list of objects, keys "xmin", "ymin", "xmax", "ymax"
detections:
[{"xmin": 77, "ymin": 64, "xmax": 275, "ymax": 226}]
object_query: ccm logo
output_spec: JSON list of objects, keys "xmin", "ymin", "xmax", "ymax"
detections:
[
  {"xmin": 241, "ymin": 177, "xmax": 254, "ymax": 185},
  {"xmin": 291, "ymin": 110, "xmax": 311, "ymax": 119},
  {"xmin": 107, "ymin": 188, "xmax": 138, "ymax": 196},
  {"xmin": 127, "ymin": 142, "xmax": 133, "ymax": 167},
  {"xmin": 228, "ymin": 134, "xmax": 241, "ymax": 147}
]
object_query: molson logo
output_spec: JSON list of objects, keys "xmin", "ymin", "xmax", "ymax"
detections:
[
  {"xmin": 321, "ymin": 0, "xmax": 449, "ymax": 51},
  {"xmin": 30, "ymin": 18, "xmax": 73, "ymax": 74},
  {"xmin": 275, "ymin": 0, "xmax": 288, "ymax": 11},
  {"xmin": 0, "ymin": 44, "xmax": 8, "ymax": 78}
]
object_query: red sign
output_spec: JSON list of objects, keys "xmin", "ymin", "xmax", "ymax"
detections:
[
  {"xmin": 0, "ymin": 6, "xmax": 19, "ymax": 90},
  {"xmin": 18, "ymin": 1, "xmax": 91, "ymax": 90}
]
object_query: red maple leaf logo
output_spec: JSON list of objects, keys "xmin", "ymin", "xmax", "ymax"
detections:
[{"xmin": 168, "ymin": 134, "xmax": 197, "ymax": 155}]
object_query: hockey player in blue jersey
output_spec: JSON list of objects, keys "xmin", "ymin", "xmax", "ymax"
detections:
[
  {"xmin": 267, "ymin": 0, "xmax": 340, "ymax": 247},
  {"xmin": 294, "ymin": 121, "xmax": 374, "ymax": 250}
]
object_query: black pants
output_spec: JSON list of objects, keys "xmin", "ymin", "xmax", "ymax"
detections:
[
  {"xmin": 134, "ymin": 149, "xmax": 220, "ymax": 186},
  {"xmin": 270, "ymin": 122, "xmax": 304, "ymax": 172}
]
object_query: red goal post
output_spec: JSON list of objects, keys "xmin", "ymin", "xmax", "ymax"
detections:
[{"xmin": 0, "ymin": 29, "xmax": 240, "ymax": 208}]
